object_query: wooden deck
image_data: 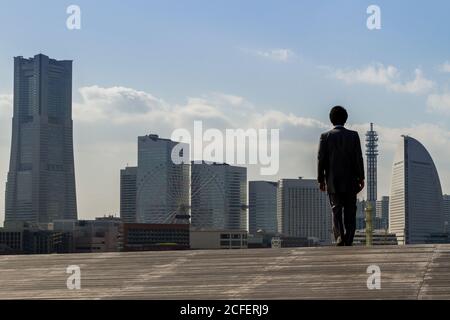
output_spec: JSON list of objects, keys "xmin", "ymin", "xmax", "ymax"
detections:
[{"xmin": 1, "ymin": 244, "xmax": 450, "ymax": 300}]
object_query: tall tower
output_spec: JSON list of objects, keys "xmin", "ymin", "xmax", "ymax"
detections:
[
  {"xmin": 366, "ymin": 123, "xmax": 378, "ymax": 209},
  {"xmin": 5, "ymin": 54, "xmax": 78, "ymax": 224}
]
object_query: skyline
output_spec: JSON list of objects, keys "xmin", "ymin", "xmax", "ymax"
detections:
[{"xmin": 2, "ymin": 1, "xmax": 450, "ymax": 223}]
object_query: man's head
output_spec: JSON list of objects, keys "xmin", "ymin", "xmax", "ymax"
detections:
[{"xmin": 329, "ymin": 106, "xmax": 348, "ymax": 126}]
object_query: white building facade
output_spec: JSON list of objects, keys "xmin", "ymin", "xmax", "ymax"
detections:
[
  {"xmin": 389, "ymin": 136, "xmax": 444, "ymax": 244},
  {"xmin": 277, "ymin": 178, "xmax": 331, "ymax": 244}
]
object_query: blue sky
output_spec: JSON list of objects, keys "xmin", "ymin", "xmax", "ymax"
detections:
[
  {"xmin": 1, "ymin": 0, "xmax": 450, "ymax": 220},
  {"xmin": 2, "ymin": 1, "xmax": 450, "ymax": 124}
]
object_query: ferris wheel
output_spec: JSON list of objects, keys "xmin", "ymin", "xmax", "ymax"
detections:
[
  {"xmin": 136, "ymin": 162, "xmax": 247, "ymax": 226},
  {"xmin": 136, "ymin": 163, "xmax": 190, "ymax": 224}
]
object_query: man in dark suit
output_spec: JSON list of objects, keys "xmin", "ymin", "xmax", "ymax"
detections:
[{"xmin": 317, "ymin": 106, "xmax": 365, "ymax": 246}]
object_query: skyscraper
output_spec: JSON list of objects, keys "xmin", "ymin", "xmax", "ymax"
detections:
[
  {"xmin": 136, "ymin": 134, "xmax": 190, "ymax": 224},
  {"xmin": 191, "ymin": 162, "xmax": 247, "ymax": 231},
  {"xmin": 5, "ymin": 54, "xmax": 77, "ymax": 224},
  {"xmin": 120, "ymin": 166, "xmax": 137, "ymax": 223},
  {"xmin": 249, "ymin": 181, "xmax": 278, "ymax": 235},
  {"xmin": 443, "ymin": 195, "xmax": 450, "ymax": 233},
  {"xmin": 376, "ymin": 196, "xmax": 389, "ymax": 230},
  {"xmin": 366, "ymin": 123, "xmax": 378, "ymax": 212},
  {"xmin": 277, "ymin": 178, "xmax": 331, "ymax": 244},
  {"xmin": 389, "ymin": 136, "xmax": 444, "ymax": 244}
]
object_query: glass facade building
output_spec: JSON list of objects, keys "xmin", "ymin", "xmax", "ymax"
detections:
[
  {"xmin": 136, "ymin": 135, "xmax": 190, "ymax": 224},
  {"xmin": 191, "ymin": 162, "xmax": 247, "ymax": 231},
  {"xmin": 249, "ymin": 181, "xmax": 278, "ymax": 235},
  {"xmin": 5, "ymin": 54, "xmax": 77, "ymax": 224}
]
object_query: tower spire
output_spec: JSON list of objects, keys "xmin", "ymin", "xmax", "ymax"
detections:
[{"xmin": 366, "ymin": 123, "xmax": 378, "ymax": 204}]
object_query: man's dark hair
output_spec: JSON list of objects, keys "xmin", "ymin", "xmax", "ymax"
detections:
[{"xmin": 329, "ymin": 106, "xmax": 348, "ymax": 126}]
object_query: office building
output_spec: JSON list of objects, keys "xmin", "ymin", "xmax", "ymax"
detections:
[
  {"xmin": 136, "ymin": 134, "xmax": 190, "ymax": 224},
  {"xmin": 277, "ymin": 178, "xmax": 331, "ymax": 244},
  {"xmin": 376, "ymin": 196, "xmax": 389, "ymax": 230},
  {"xmin": 356, "ymin": 199, "xmax": 366, "ymax": 230},
  {"xmin": 443, "ymin": 195, "xmax": 450, "ymax": 233},
  {"xmin": 191, "ymin": 162, "xmax": 247, "ymax": 231},
  {"xmin": 120, "ymin": 166, "xmax": 137, "ymax": 223},
  {"xmin": 53, "ymin": 217, "xmax": 123, "ymax": 253},
  {"xmin": 0, "ymin": 222, "xmax": 71, "ymax": 254},
  {"xmin": 389, "ymin": 136, "xmax": 444, "ymax": 244},
  {"xmin": 5, "ymin": 54, "xmax": 78, "ymax": 224},
  {"xmin": 249, "ymin": 181, "xmax": 278, "ymax": 235}
]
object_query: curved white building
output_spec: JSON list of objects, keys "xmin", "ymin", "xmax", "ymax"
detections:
[{"xmin": 389, "ymin": 136, "xmax": 444, "ymax": 244}]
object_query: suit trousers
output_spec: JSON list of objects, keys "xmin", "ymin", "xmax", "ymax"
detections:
[{"xmin": 328, "ymin": 192, "xmax": 357, "ymax": 246}]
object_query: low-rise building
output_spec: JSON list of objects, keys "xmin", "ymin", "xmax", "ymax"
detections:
[
  {"xmin": 271, "ymin": 235, "xmax": 318, "ymax": 248},
  {"xmin": 353, "ymin": 230, "xmax": 398, "ymax": 246},
  {"xmin": 190, "ymin": 229, "xmax": 248, "ymax": 249},
  {"xmin": 123, "ymin": 223, "xmax": 190, "ymax": 251},
  {"xmin": 53, "ymin": 217, "xmax": 123, "ymax": 253},
  {"xmin": 0, "ymin": 222, "xmax": 71, "ymax": 254}
]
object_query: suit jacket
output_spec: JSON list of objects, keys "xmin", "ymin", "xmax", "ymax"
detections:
[{"xmin": 317, "ymin": 126, "xmax": 365, "ymax": 194}]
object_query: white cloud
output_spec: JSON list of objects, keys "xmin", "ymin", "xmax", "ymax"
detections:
[
  {"xmin": 74, "ymin": 86, "xmax": 168, "ymax": 123},
  {"xmin": 242, "ymin": 48, "xmax": 295, "ymax": 62},
  {"xmin": 0, "ymin": 94, "xmax": 12, "ymax": 117},
  {"xmin": 439, "ymin": 61, "xmax": 450, "ymax": 73},
  {"xmin": 74, "ymin": 85, "xmax": 327, "ymax": 133},
  {"xmin": 329, "ymin": 64, "xmax": 434, "ymax": 94},
  {"xmin": 389, "ymin": 69, "xmax": 435, "ymax": 94},
  {"xmin": 427, "ymin": 92, "xmax": 450, "ymax": 115}
]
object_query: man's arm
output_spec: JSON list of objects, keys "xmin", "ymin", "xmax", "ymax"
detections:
[
  {"xmin": 355, "ymin": 132, "xmax": 365, "ymax": 190},
  {"xmin": 317, "ymin": 133, "xmax": 327, "ymax": 191}
]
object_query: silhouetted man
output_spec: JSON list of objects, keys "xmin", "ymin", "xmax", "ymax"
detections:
[{"xmin": 317, "ymin": 106, "xmax": 365, "ymax": 246}]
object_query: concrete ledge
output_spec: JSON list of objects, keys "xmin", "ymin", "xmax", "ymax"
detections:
[{"xmin": 1, "ymin": 244, "xmax": 449, "ymax": 300}]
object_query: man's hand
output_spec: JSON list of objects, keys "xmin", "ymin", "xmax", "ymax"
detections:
[
  {"xmin": 358, "ymin": 179, "xmax": 365, "ymax": 193},
  {"xmin": 319, "ymin": 182, "xmax": 327, "ymax": 192}
]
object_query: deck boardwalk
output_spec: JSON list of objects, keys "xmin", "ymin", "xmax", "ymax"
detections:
[{"xmin": 1, "ymin": 244, "xmax": 450, "ymax": 300}]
